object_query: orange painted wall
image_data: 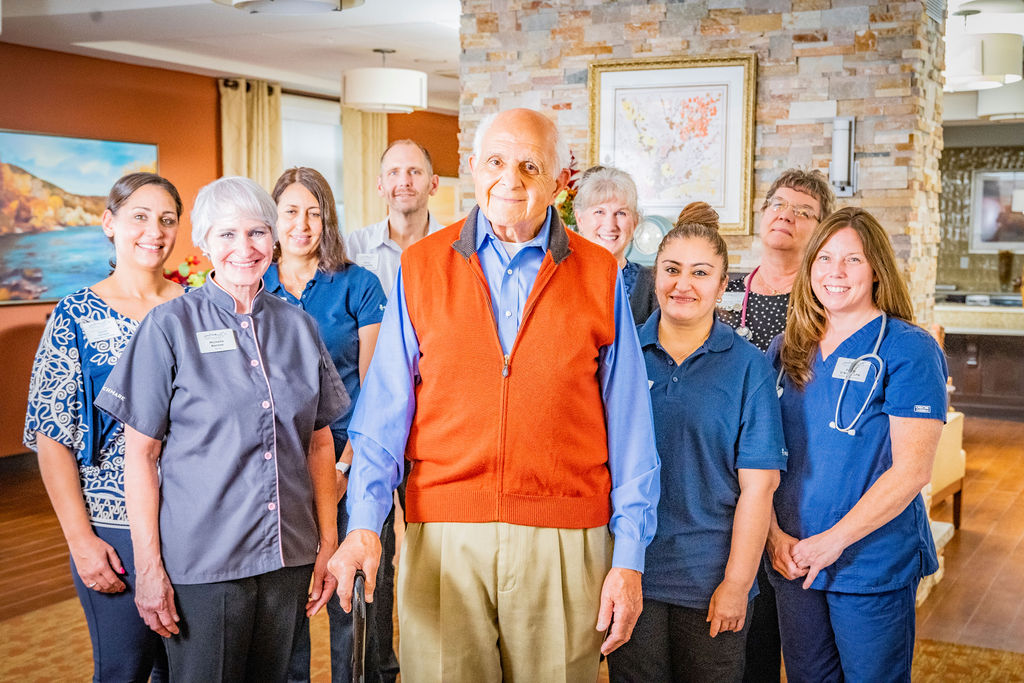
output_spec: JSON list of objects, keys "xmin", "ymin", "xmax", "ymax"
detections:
[
  {"xmin": 0, "ymin": 42, "xmax": 220, "ymax": 456},
  {"xmin": 387, "ymin": 111, "xmax": 460, "ymax": 177}
]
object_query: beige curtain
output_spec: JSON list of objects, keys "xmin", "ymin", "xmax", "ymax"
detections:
[
  {"xmin": 219, "ymin": 78, "xmax": 283, "ymax": 191},
  {"xmin": 341, "ymin": 106, "xmax": 387, "ymax": 234}
]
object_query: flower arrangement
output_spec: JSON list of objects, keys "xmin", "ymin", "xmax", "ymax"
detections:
[
  {"xmin": 555, "ymin": 150, "xmax": 582, "ymax": 229},
  {"xmin": 163, "ymin": 254, "xmax": 209, "ymax": 287}
]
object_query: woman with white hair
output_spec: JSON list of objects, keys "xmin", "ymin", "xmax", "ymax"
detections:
[
  {"xmin": 96, "ymin": 176, "xmax": 349, "ymax": 682},
  {"xmin": 574, "ymin": 165, "xmax": 659, "ymax": 324}
]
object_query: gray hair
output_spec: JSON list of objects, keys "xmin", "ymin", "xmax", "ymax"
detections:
[
  {"xmin": 472, "ymin": 110, "xmax": 571, "ymax": 174},
  {"xmin": 191, "ymin": 176, "xmax": 278, "ymax": 253},
  {"xmin": 573, "ymin": 165, "xmax": 641, "ymax": 224}
]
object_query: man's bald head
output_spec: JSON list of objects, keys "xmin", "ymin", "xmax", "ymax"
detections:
[
  {"xmin": 469, "ymin": 108, "xmax": 570, "ymax": 241},
  {"xmin": 472, "ymin": 109, "xmax": 571, "ymax": 174}
]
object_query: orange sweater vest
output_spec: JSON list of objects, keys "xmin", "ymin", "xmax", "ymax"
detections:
[{"xmin": 400, "ymin": 208, "xmax": 619, "ymax": 529}]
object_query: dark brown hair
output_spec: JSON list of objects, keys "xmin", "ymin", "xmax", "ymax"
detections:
[
  {"xmin": 106, "ymin": 173, "xmax": 183, "ymax": 270},
  {"xmin": 271, "ymin": 167, "xmax": 348, "ymax": 272},
  {"xmin": 675, "ymin": 201, "xmax": 720, "ymax": 231},
  {"xmin": 657, "ymin": 221, "xmax": 729, "ymax": 281}
]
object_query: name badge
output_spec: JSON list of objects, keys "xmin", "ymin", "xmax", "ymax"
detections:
[
  {"xmin": 355, "ymin": 253, "xmax": 379, "ymax": 271},
  {"xmin": 196, "ymin": 329, "xmax": 238, "ymax": 354},
  {"xmin": 832, "ymin": 357, "xmax": 870, "ymax": 382},
  {"xmin": 718, "ymin": 291, "xmax": 744, "ymax": 312},
  {"xmin": 81, "ymin": 317, "xmax": 121, "ymax": 344}
]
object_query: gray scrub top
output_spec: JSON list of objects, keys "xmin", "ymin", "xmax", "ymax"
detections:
[{"xmin": 96, "ymin": 277, "xmax": 349, "ymax": 585}]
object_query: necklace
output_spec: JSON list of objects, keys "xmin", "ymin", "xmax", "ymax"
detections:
[
  {"xmin": 668, "ymin": 326, "xmax": 713, "ymax": 365},
  {"xmin": 755, "ymin": 269, "xmax": 788, "ymax": 296}
]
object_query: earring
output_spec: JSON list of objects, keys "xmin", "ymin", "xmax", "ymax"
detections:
[{"xmin": 716, "ymin": 297, "xmax": 723, "ymax": 303}]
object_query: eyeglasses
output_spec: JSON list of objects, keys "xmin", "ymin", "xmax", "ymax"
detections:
[{"xmin": 766, "ymin": 198, "xmax": 819, "ymax": 221}]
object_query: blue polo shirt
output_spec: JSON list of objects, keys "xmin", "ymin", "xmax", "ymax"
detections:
[
  {"xmin": 639, "ymin": 312, "xmax": 787, "ymax": 609},
  {"xmin": 264, "ymin": 263, "xmax": 387, "ymax": 451}
]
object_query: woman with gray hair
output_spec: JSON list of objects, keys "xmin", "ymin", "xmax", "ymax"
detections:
[
  {"xmin": 574, "ymin": 165, "xmax": 659, "ymax": 324},
  {"xmin": 96, "ymin": 176, "xmax": 350, "ymax": 682}
]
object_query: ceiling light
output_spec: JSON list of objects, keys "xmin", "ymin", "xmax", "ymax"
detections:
[
  {"xmin": 959, "ymin": 0, "xmax": 1024, "ymax": 12},
  {"xmin": 343, "ymin": 49, "xmax": 428, "ymax": 114},
  {"xmin": 213, "ymin": 0, "xmax": 364, "ymax": 14},
  {"xmin": 977, "ymin": 78, "xmax": 1024, "ymax": 118},
  {"xmin": 944, "ymin": 33, "xmax": 1023, "ymax": 92}
]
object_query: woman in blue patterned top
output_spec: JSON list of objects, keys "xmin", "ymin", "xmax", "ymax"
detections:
[
  {"xmin": 574, "ymin": 165, "xmax": 659, "ymax": 324},
  {"xmin": 24, "ymin": 173, "xmax": 186, "ymax": 682}
]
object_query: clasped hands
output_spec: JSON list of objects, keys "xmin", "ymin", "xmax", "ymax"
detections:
[{"xmin": 768, "ymin": 526, "xmax": 846, "ymax": 590}]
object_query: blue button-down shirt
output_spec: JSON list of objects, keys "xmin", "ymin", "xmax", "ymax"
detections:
[{"xmin": 346, "ymin": 207, "xmax": 660, "ymax": 571}]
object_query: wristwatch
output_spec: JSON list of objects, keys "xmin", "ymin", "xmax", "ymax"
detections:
[{"xmin": 335, "ymin": 460, "xmax": 351, "ymax": 475}]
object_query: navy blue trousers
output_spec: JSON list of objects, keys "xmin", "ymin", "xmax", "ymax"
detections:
[
  {"xmin": 607, "ymin": 597, "xmax": 752, "ymax": 683},
  {"xmin": 70, "ymin": 525, "xmax": 169, "ymax": 683},
  {"xmin": 772, "ymin": 575, "xmax": 918, "ymax": 683},
  {"xmin": 287, "ymin": 500, "xmax": 398, "ymax": 683}
]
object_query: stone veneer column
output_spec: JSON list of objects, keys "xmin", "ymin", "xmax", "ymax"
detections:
[{"xmin": 458, "ymin": 0, "xmax": 945, "ymax": 322}]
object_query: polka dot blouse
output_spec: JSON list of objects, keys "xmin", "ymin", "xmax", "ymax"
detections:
[{"xmin": 718, "ymin": 276, "xmax": 790, "ymax": 352}]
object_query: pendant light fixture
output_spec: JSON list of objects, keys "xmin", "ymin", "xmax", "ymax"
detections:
[
  {"xmin": 213, "ymin": 0, "xmax": 364, "ymax": 13},
  {"xmin": 343, "ymin": 48, "xmax": 428, "ymax": 114}
]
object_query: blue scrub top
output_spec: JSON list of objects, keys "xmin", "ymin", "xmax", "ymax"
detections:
[
  {"xmin": 264, "ymin": 263, "xmax": 386, "ymax": 452},
  {"xmin": 768, "ymin": 315, "xmax": 945, "ymax": 594},
  {"xmin": 640, "ymin": 312, "xmax": 787, "ymax": 609}
]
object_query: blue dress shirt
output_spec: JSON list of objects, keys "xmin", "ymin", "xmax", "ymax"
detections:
[{"xmin": 346, "ymin": 206, "xmax": 661, "ymax": 571}]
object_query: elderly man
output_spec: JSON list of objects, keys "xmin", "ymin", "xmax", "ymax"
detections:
[
  {"xmin": 329, "ymin": 108, "xmax": 660, "ymax": 682},
  {"xmin": 346, "ymin": 139, "xmax": 443, "ymax": 295}
]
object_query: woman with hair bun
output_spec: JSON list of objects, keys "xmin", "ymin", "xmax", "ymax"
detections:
[{"xmin": 608, "ymin": 220, "xmax": 786, "ymax": 682}]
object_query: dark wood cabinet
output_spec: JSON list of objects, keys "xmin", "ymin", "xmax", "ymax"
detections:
[{"xmin": 945, "ymin": 334, "xmax": 1024, "ymax": 421}]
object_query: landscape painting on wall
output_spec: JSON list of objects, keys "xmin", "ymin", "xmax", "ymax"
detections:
[{"xmin": 0, "ymin": 130, "xmax": 158, "ymax": 304}]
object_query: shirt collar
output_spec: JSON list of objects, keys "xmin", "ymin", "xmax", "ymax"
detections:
[
  {"xmin": 204, "ymin": 271, "xmax": 267, "ymax": 315},
  {"xmin": 263, "ymin": 263, "xmax": 334, "ymax": 296},
  {"xmin": 366, "ymin": 213, "xmax": 445, "ymax": 250},
  {"xmin": 638, "ymin": 310, "xmax": 736, "ymax": 354},
  {"xmin": 453, "ymin": 205, "xmax": 571, "ymax": 263}
]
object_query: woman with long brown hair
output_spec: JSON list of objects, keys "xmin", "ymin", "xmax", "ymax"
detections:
[{"xmin": 766, "ymin": 207, "xmax": 945, "ymax": 682}]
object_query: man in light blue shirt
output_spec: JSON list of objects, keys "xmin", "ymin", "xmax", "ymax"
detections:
[{"xmin": 329, "ymin": 108, "xmax": 660, "ymax": 682}]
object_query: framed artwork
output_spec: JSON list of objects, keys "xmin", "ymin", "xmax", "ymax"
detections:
[
  {"xmin": 589, "ymin": 54, "xmax": 756, "ymax": 235},
  {"xmin": 0, "ymin": 130, "xmax": 158, "ymax": 304},
  {"xmin": 970, "ymin": 170, "xmax": 1024, "ymax": 253}
]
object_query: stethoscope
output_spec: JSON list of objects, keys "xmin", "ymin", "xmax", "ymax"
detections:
[
  {"xmin": 734, "ymin": 267, "xmax": 757, "ymax": 339},
  {"xmin": 775, "ymin": 312, "xmax": 887, "ymax": 437}
]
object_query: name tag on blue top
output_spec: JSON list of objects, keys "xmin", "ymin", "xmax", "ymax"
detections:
[
  {"xmin": 81, "ymin": 317, "xmax": 121, "ymax": 344},
  {"xmin": 196, "ymin": 329, "xmax": 238, "ymax": 353},
  {"xmin": 832, "ymin": 357, "xmax": 870, "ymax": 382}
]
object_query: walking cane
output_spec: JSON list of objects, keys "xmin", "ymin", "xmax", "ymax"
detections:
[{"xmin": 352, "ymin": 569, "xmax": 367, "ymax": 683}]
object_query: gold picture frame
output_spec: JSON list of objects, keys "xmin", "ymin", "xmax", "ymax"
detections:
[{"xmin": 588, "ymin": 55, "xmax": 757, "ymax": 235}]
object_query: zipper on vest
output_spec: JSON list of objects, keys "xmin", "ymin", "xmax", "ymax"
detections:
[{"xmin": 502, "ymin": 354, "xmax": 510, "ymax": 377}]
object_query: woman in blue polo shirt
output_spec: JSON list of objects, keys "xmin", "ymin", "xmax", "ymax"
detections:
[
  {"xmin": 767, "ymin": 208, "xmax": 944, "ymax": 682},
  {"xmin": 607, "ymin": 221, "xmax": 787, "ymax": 682},
  {"xmin": 267, "ymin": 167, "xmax": 394, "ymax": 683}
]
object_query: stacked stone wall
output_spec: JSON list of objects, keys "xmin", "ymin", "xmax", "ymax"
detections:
[{"xmin": 459, "ymin": 0, "xmax": 945, "ymax": 321}]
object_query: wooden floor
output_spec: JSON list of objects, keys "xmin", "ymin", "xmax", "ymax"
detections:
[
  {"xmin": 917, "ymin": 416, "xmax": 1024, "ymax": 653},
  {"xmin": 1, "ymin": 415, "xmax": 1022, "ymax": 652}
]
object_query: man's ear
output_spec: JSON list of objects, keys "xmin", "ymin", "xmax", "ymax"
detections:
[
  {"xmin": 554, "ymin": 168, "xmax": 570, "ymax": 196},
  {"xmin": 376, "ymin": 176, "xmax": 385, "ymax": 197},
  {"xmin": 429, "ymin": 174, "xmax": 440, "ymax": 196}
]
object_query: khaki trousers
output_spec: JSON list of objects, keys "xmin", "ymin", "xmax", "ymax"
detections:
[{"xmin": 397, "ymin": 522, "xmax": 612, "ymax": 683}]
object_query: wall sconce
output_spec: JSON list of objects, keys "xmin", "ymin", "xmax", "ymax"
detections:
[{"xmin": 830, "ymin": 117, "xmax": 857, "ymax": 197}]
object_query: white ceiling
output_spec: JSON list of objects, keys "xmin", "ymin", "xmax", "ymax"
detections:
[{"xmin": 0, "ymin": 0, "xmax": 463, "ymax": 112}]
